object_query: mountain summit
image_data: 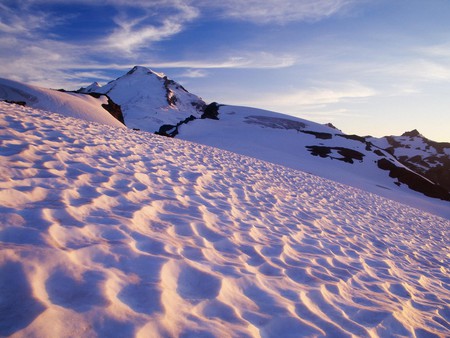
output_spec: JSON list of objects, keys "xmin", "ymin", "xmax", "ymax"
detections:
[
  {"xmin": 401, "ymin": 129, "xmax": 422, "ymax": 138},
  {"xmin": 82, "ymin": 66, "xmax": 206, "ymax": 132},
  {"xmin": 371, "ymin": 130, "xmax": 450, "ymax": 196}
]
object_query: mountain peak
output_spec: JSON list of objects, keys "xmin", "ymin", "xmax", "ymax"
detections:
[
  {"xmin": 401, "ymin": 129, "xmax": 423, "ymax": 138},
  {"xmin": 126, "ymin": 65, "xmax": 164, "ymax": 78},
  {"xmin": 79, "ymin": 81, "xmax": 101, "ymax": 93}
]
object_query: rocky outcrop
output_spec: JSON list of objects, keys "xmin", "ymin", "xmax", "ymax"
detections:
[
  {"xmin": 156, "ymin": 115, "xmax": 196, "ymax": 137},
  {"xmin": 377, "ymin": 158, "xmax": 450, "ymax": 201},
  {"xmin": 2, "ymin": 100, "xmax": 26, "ymax": 106},
  {"xmin": 379, "ymin": 130, "xmax": 450, "ymax": 194},
  {"xmin": 300, "ymin": 131, "xmax": 333, "ymax": 139},
  {"xmin": 306, "ymin": 146, "xmax": 365, "ymax": 164},
  {"xmin": 201, "ymin": 102, "xmax": 220, "ymax": 120},
  {"xmin": 85, "ymin": 93, "xmax": 125, "ymax": 125}
]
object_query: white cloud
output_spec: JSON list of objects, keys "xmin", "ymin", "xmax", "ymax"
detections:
[
  {"xmin": 198, "ymin": 0, "xmax": 356, "ymax": 24},
  {"xmin": 178, "ymin": 69, "xmax": 208, "ymax": 78},
  {"xmin": 150, "ymin": 52, "xmax": 296, "ymax": 69},
  {"xmin": 417, "ymin": 43, "xmax": 450, "ymax": 58},
  {"xmin": 106, "ymin": 18, "xmax": 183, "ymax": 53},
  {"xmin": 245, "ymin": 82, "xmax": 376, "ymax": 108},
  {"xmin": 104, "ymin": 2, "xmax": 199, "ymax": 53},
  {"xmin": 367, "ymin": 59, "xmax": 450, "ymax": 84},
  {"xmin": 299, "ymin": 108, "xmax": 359, "ymax": 123},
  {"xmin": 0, "ymin": 3, "xmax": 65, "ymax": 34}
]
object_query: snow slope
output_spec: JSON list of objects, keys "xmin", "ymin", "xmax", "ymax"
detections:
[
  {"xmin": 86, "ymin": 66, "xmax": 205, "ymax": 132},
  {"xmin": 1, "ymin": 101, "xmax": 449, "ymax": 337},
  {"xmin": 178, "ymin": 105, "xmax": 450, "ymax": 218},
  {"xmin": 0, "ymin": 78, "xmax": 125, "ymax": 128}
]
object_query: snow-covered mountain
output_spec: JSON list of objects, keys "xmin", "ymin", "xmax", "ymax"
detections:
[
  {"xmin": 370, "ymin": 130, "xmax": 450, "ymax": 194},
  {"xmin": 0, "ymin": 78, "xmax": 125, "ymax": 128},
  {"xmin": 1, "ymin": 101, "xmax": 449, "ymax": 337},
  {"xmin": 79, "ymin": 66, "xmax": 206, "ymax": 133},
  {"xmin": 176, "ymin": 105, "xmax": 450, "ymax": 214}
]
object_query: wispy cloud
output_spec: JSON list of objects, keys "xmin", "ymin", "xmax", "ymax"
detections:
[
  {"xmin": 199, "ymin": 0, "xmax": 357, "ymax": 24},
  {"xmin": 105, "ymin": 2, "xmax": 199, "ymax": 53},
  {"xmin": 178, "ymin": 69, "xmax": 208, "ymax": 78},
  {"xmin": 105, "ymin": 18, "xmax": 184, "ymax": 53},
  {"xmin": 415, "ymin": 43, "xmax": 450, "ymax": 58},
  {"xmin": 0, "ymin": 3, "xmax": 58, "ymax": 34},
  {"xmin": 365, "ymin": 59, "xmax": 450, "ymax": 84},
  {"xmin": 299, "ymin": 108, "xmax": 359, "ymax": 124},
  {"xmin": 240, "ymin": 82, "xmax": 376, "ymax": 108},
  {"xmin": 151, "ymin": 52, "xmax": 296, "ymax": 69}
]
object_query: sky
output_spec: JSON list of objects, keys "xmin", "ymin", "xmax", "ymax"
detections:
[{"xmin": 1, "ymin": 0, "xmax": 450, "ymax": 141}]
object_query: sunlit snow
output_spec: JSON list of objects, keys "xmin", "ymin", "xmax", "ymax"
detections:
[{"xmin": 1, "ymin": 102, "xmax": 449, "ymax": 337}]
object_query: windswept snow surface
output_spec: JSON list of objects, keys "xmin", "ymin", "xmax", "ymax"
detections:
[
  {"xmin": 1, "ymin": 101, "xmax": 450, "ymax": 337},
  {"xmin": 0, "ymin": 78, "xmax": 125, "ymax": 128}
]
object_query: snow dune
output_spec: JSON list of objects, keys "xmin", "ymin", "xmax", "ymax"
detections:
[
  {"xmin": 0, "ymin": 102, "xmax": 449, "ymax": 337},
  {"xmin": 0, "ymin": 78, "xmax": 125, "ymax": 128}
]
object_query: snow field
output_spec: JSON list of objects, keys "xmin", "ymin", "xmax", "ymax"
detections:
[
  {"xmin": 178, "ymin": 105, "xmax": 450, "ymax": 219},
  {"xmin": 0, "ymin": 102, "xmax": 449, "ymax": 337}
]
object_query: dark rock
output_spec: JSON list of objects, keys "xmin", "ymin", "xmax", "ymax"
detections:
[
  {"xmin": 324, "ymin": 122, "xmax": 341, "ymax": 131},
  {"xmin": 336, "ymin": 134, "xmax": 367, "ymax": 143},
  {"xmin": 86, "ymin": 93, "xmax": 125, "ymax": 125},
  {"xmin": 156, "ymin": 124, "xmax": 178, "ymax": 137},
  {"xmin": 336, "ymin": 148, "xmax": 365, "ymax": 163},
  {"xmin": 401, "ymin": 129, "xmax": 421, "ymax": 138},
  {"xmin": 374, "ymin": 149, "xmax": 385, "ymax": 157},
  {"xmin": 306, "ymin": 146, "xmax": 331, "ymax": 158},
  {"xmin": 156, "ymin": 115, "xmax": 197, "ymax": 138},
  {"xmin": 306, "ymin": 146, "xmax": 365, "ymax": 164},
  {"xmin": 377, "ymin": 158, "xmax": 450, "ymax": 201},
  {"xmin": 163, "ymin": 77, "xmax": 179, "ymax": 106},
  {"xmin": 201, "ymin": 102, "xmax": 220, "ymax": 120},
  {"xmin": 2, "ymin": 100, "xmax": 26, "ymax": 106},
  {"xmin": 300, "ymin": 130, "xmax": 333, "ymax": 140}
]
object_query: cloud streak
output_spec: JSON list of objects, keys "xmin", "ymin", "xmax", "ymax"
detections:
[
  {"xmin": 150, "ymin": 52, "xmax": 296, "ymax": 69},
  {"xmin": 239, "ymin": 82, "xmax": 376, "ymax": 109},
  {"xmin": 105, "ymin": 2, "xmax": 199, "ymax": 53},
  {"xmin": 199, "ymin": 0, "xmax": 357, "ymax": 24}
]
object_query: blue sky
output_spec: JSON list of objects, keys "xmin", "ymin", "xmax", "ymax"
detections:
[{"xmin": 1, "ymin": 0, "xmax": 450, "ymax": 141}]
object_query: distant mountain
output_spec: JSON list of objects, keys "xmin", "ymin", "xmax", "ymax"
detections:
[
  {"xmin": 78, "ymin": 81, "xmax": 101, "ymax": 93},
  {"xmin": 79, "ymin": 66, "xmax": 206, "ymax": 133},
  {"xmin": 0, "ymin": 78, "xmax": 125, "ymax": 128},
  {"xmin": 370, "ymin": 130, "xmax": 450, "ymax": 194}
]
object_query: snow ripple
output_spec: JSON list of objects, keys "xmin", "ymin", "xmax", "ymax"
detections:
[{"xmin": 0, "ymin": 102, "xmax": 449, "ymax": 337}]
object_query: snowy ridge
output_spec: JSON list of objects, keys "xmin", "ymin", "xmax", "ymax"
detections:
[
  {"xmin": 1, "ymin": 102, "xmax": 449, "ymax": 337},
  {"xmin": 178, "ymin": 105, "xmax": 450, "ymax": 216},
  {"xmin": 370, "ymin": 130, "xmax": 450, "ymax": 193},
  {"xmin": 0, "ymin": 78, "xmax": 125, "ymax": 128}
]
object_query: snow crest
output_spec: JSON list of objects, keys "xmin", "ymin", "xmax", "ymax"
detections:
[
  {"xmin": 0, "ymin": 78, "xmax": 125, "ymax": 128},
  {"xmin": 1, "ymin": 102, "xmax": 449, "ymax": 337}
]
